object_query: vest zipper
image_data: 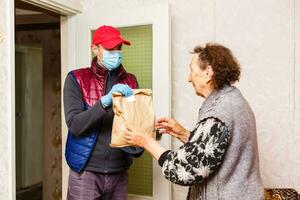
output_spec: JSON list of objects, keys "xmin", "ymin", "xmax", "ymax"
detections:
[
  {"xmin": 104, "ymin": 71, "xmax": 110, "ymax": 94},
  {"xmin": 103, "ymin": 70, "xmax": 111, "ymax": 173}
]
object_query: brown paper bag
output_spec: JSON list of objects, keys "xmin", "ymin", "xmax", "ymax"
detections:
[{"xmin": 110, "ymin": 89, "xmax": 155, "ymax": 147}]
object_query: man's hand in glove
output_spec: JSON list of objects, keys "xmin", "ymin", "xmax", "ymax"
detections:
[{"xmin": 101, "ymin": 84, "xmax": 133, "ymax": 108}]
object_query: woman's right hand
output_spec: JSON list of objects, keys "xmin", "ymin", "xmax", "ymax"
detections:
[{"xmin": 156, "ymin": 117, "xmax": 190, "ymax": 143}]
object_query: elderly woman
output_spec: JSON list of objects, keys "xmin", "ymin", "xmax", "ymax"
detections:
[{"xmin": 125, "ymin": 43, "xmax": 264, "ymax": 200}]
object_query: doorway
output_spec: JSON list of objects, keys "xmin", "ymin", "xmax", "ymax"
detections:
[
  {"xmin": 15, "ymin": 1, "xmax": 62, "ymax": 199},
  {"xmin": 68, "ymin": 3, "xmax": 171, "ymax": 199}
]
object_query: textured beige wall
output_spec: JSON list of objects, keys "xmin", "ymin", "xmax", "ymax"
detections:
[
  {"xmin": 0, "ymin": 0, "xmax": 15, "ymax": 200},
  {"xmin": 78, "ymin": 0, "xmax": 300, "ymax": 199},
  {"xmin": 214, "ymin": 0, "xmax": 299, "ymax": 192},
  {"xmin": 295, "ymin": 0, "xmax": 300, "ymax": 189}
]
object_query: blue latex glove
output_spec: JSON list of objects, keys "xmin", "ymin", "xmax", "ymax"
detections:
[{"xmin": 101, "ymin": 84, "xmax": 133, "ymax": 108}]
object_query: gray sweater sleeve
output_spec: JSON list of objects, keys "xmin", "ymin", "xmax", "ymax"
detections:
[{"xmin": 63, "ymin": 74, "xmax": 107, "ymax": 136}]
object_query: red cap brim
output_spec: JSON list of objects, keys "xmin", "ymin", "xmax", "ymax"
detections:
[{"xmin": 101, "ymin": 37, "xmax": 131, "ymax": 49}]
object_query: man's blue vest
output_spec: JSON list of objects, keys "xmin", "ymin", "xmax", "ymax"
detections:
[{"xmin": 65, "ymin": 59, "xmax": 138, "ymax": 172}]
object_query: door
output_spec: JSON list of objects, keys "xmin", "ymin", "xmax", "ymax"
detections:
[
  {"xmin": 62, "ymin": 3, "xmax": 171, "ymax": 200},
  {"xmin": 15, "ymin": 45, "xmax": 43, "ymax": 191}
]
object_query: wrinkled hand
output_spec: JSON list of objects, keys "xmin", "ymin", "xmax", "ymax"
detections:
[
  {"xmin": 101, "ymin": 84, "xmax": 133, "ymax": 107},
  {"xmin": 125, "ymin": 125, "xmax": 167, "ymax": 160},
  {"xmin": 156, "ymin": 117, "xmax": 190, "ymax": 143},
  {"xmin": 124, "ymin": 126, "xmax": 152, "ymax": 148}
]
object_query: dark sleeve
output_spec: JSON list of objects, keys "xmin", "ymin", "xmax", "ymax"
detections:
[
  {"xmin": 121, "ymin": 147, "xmax": 144, "ymax": 158},
  {"xmin": 158, "ymin": 117, "xmax": 230, "ymax": 186},
  {"xmin": 63, "ymin": 73, "xmax": 108, "ymax": 136},
  {"xmin": 158, "ymin": 150, "xmax": 171, "ymax": 166}
]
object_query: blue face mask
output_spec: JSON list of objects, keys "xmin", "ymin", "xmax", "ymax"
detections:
[{"xmin": 101, "ymin": 50, "xmax": 122, "ymax": 70}]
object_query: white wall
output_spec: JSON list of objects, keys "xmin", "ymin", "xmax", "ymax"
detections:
[
  {"xmin": 0, "ymin": 0, "xmax": 15, "ymax": 200},
  {"xmin": 78, "ymin": 0, "xmax": 300, "ymax": 198},
  {"xmin": 215, "ymin": 0, "xmax": 300, "ymax": 193},
  {"xmin": 215, "ymin": 0, "xmax": 297, "ymax": 191},
  {"xmin": 295, "ymin": 0, "xmax": 300, "ymax": 189}
]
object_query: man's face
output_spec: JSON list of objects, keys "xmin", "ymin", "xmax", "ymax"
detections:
[{"xmin": 91, "ymin": 44, "xmax": 122, "ymax": 62}]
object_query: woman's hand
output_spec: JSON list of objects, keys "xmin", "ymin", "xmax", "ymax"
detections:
[
  {"xmin": 156, "ymin": 117, "xmax": 190, "ymax": 143},
  {"xmin": 124, "ymin": 126, "xmax": 152, "ymax": 148},
  {"xmin": 124, "ymin": 125, "xmax": 166, "ymax": 160}
]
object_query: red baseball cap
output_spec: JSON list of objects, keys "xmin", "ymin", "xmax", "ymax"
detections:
[{"xmin": 92, "ymin": 25, "xmax": 131, "ymax": 49}]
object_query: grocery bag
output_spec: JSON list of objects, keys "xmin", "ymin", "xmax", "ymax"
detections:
[{"xmin": 110, "ymin": 89, "xmax": 155, "ymax": 147}]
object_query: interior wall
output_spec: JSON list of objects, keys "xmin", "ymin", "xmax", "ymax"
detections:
[
  {"xmin": 79, "ymin": 0, "xmax": 300, "ymax": 198},
  {"xmin": 15, "ymin": 29, "xmax": 62, "ymax": 200},
  {"xmin": 295, "ymin": 0, "xmax": 300, "ymax": 188},
  {"xmin": 214, "ymin": 0, "xmax": 297, "ymax": 191},
  {"xmin": 0, "ymin": 0, "xmax": 15, "ymax": 199}
]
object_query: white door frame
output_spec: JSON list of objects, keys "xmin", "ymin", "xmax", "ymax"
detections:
[
  {"xmin": 19, "ymin": 0, "xmax": 82, "ymax": 15},
  {"xmin": 1, "ymin": 1, "xmax": 80, "ymax": 200}
]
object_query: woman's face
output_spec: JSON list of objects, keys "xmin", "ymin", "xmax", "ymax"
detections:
[{"xmin": 188, "ymin": 54, "xmax": 213, "ymax": 97}]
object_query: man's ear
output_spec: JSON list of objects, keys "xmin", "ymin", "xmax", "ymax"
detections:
[
  {"xmin": 205, "ymin": 65, "xmax": 214, "ymax": 81},
  {"xmin": 91, "ymin": 44, "xmax": 99, "ymax": 55}
]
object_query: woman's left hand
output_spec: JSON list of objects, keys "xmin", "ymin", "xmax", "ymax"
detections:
[
  {"xmin": 156, "ymin": 117, "xmax": 190, "ymax": 143},
  {"xmin": 124, "ymin": 126, "xmax": 151, "ymax": 148}
]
